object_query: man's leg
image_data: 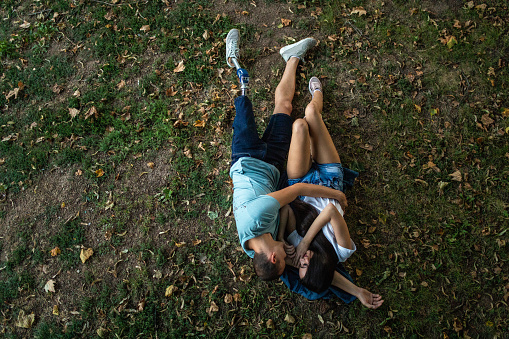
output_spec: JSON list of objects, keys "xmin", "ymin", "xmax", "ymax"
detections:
[{"xmin": 273, "ymin": 57, "xmax": 299, "ymax": 116}]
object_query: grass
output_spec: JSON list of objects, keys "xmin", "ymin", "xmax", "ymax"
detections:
[{"xmin": 0, "ymin": 0, "xmax": 508, "ymax": 337}]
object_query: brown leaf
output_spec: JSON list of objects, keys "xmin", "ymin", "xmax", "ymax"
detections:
[
  {"xmin": 69, "ymin": 108, "xmax": 80, "ymax": 118},
  {"xmin": 95, "ymin": 169, "xmax": 105, "ymax": 177},
  {"xmin": 173, "ymin": 60, "xmax": 185, "ymax": 73},
  {"xmin": 52, "ymin": 84, "xmax": 64, "ymax": 94},
  {"xmin": 356, "ymin": 268, "xmax": 363, "ymax": 276},
  {"xmin": 75, "ymin": 169, "xmax": 82, "ymax": 176},
  {"xmin": 453, "ymin": 318, "xmax": 463, "ymax": 332},
  {"xmin": 6, "ymin": 88, "xmax": 20, "ymax": 100},
  {"xmin": 449, "ymin": 170, "xmax": 462, "ymax": 182},
  {"xmin": 281, "ymin": 18, "xmax": 291, "ymax": 26},
  {"xmin": 207, "ymin": 301, "xmax": 219, "ymax": 315},
  {"xmin": 15, "ymin": 310, "xmax": 35, "ymax": 328},
  {"xmin": 284, "ymin": 314, "xmax": 295, "ymax": 324},
  {"xmin": 224, "ymin": 293, "xmax": 233, "ymax": 304},
  {"xmin": 481, "ymin": 114, "xmax": 494, "ymax": 126},
  {"xmin": 50, "ymin": 247, "xmax": 61, "ymax": 256},
  {"xmin": 359, "ymin": 144, "xmax": 373, "ymax": 151},
  {"xmin": 80, "ymin": 248, "xmax": 94, "ymax": 263},
  {"xmin": 266, "ymin": 319, "xmax": 275, "ymax": 329},
  {"xmin": 140, "ymin": 25, "xmax": 150, "ymax": 32},
  {"xmin": 85, "ymin": 106, "xmax": 98, "ymax": 120},
  {"xmin": 117, "ymin": 80, "xmax": 126, "ymax": 90},
  {"xmin": 166, "ymin": 86, "xmax": 177, "ymax": 97},
  {"xmin": 351, "ymin": 7, "xmax": 367, "ymax": 16}
]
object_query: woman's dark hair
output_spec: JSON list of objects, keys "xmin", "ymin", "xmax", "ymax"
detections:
[{"xmin": 290, "ymin": 199, "xmax": 338, "ymax": 293}]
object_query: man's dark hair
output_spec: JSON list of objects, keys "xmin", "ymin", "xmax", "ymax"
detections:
[
  {"xmin": 253, "ymin": 252, "xmax": 280, "ymax": 281},
  {"xmin": 290, "ymin": 199, "xmax": 337, "ymax": 293}
]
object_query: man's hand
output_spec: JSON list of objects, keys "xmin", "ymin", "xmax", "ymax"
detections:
[
  {"xmin": 283, "ymin": 242, "xmax": 300, "ymax": 268},
  {"xmin": 336, "ymin": 191, "xmax": 348, "ymax": 213}
]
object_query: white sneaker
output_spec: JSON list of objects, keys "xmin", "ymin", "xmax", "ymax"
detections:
[
  {"xmin": 280, "ymin": 38, "xmax": 316, "ymax": 62},
  {"xmin": 308, "ymin": 77, "xmax": 322, "ymax": 97},
  {"xmin": 226, "ymin": 29, "xmax": 240, "ymax": 68}
]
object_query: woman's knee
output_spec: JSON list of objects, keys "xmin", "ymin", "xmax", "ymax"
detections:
[
  {"xmin": 292, "ymin": 118, "xmax": 309, "ymax": 135},
  {"xmin": 304, "ymin": 103, "xmax": 322, "ymax": 122}
]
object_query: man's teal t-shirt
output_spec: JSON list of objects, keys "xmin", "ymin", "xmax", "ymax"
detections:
[{"xmin": 230, "ymin": 157, "xmax": 281, "ymax": 258}]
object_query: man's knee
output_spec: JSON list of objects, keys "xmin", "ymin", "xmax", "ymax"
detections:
[{"xmin": 274, "ymin": 100, "xmax": 293, "ymax": 115}]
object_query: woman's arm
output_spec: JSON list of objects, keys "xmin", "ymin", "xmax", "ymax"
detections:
[
  {"xmin": 295, "ymin": 203, "xmax": 336, "ymax": 259},
  {"xmin": 268, "ymin": 183, "xmax": 343, "ymax": 208},
  {"xmin": 328, "ymin": 204, "xmax": 353, "ymax": 249}
]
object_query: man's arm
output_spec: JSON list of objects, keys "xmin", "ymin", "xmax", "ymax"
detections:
[{"xmin": 268, "ymin": 183, "xmax": 344, "ymax": 208}]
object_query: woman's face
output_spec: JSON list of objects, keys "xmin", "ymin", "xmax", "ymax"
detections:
[{"xmin": 299, "ymin": 250, "xmax": 314, "ymax": 279}]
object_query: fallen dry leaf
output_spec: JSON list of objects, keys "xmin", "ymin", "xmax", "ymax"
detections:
[
  {"xmin": 173, "ymin": 60, "xmax": 185, "ymax": 73},
  {"xmin": 284, "ymin": 314, "xmax": 295, "ymax": 324},
  {"xmin": 502, "ymin": 108, "xmax": 509, "ymax": 118},
  {"xmin": 95, "ymin": 169, "xmax": 105, "ymax": 177},
  {"xmin": 140, "ymin": 25, "xmax": 150, "ymax": 32},
  {"xmin": 266, "ymin": 319, "xmax": 275, "ymax": 329},
  {"xmin": 117, "ymin": 80, "xmax": 126, "ymax": 90},
  {"xmin": 481, "ymin": 114, "xmax": 494, "ymax": 126},
  {"xmin": 203, "ymin": 30, "xmax": 210, "ymax": 40},
  {"xmin": 69, "ymin": 108, "xmax": 80, "ymax": 118},
  {"xmin": 52, "ymin": 305, "xmax": 59, "ymax": 315},
  {"xmin": 6, "ymin": 88, "xmax": 20, "ymax": 100},
  {"xmin": 85, "ymin": 106, "xmax": 98, "ymax": 120},
  {"xmin": 224, "ymin": 293, "xmax": 233, "ymax": 304},
  {"xmin": 165, "ymin": 285, "xmax": 178, "ymax": 297},
  {"xmin": 15, "ymin": 310, "xmax": 35, "ymax": 328},
  {"xmin": 281, "ymin": 18, "xmax": 291, "ymax": 26},
  {"xmin": 194, "ymin": 120, "xmax": 205, "ymax": 127},
  {"xmin": 20, "ymin": 21, "xmax": 31, "ymax": 29},
  {"xmin": 80, "ymin": 248, "xmax": 94, "ymax": 263},
  {"xmin": 50, "ymin": 247, "xmax": 61, "ymax": 256},
  {"xmin": 147, "ymin": 162, "xmax": 155, "ymax": 169},
  {"xmin": 351, "ymin": 7, "xmax": 367, "ymax": 16},
  {"xmin": 449, "ymin": 170, "xmax": 462, "ymax": 182},
  {"xmin": 44, "ymin": 280, "xmax": 56, "ymax": 293}
]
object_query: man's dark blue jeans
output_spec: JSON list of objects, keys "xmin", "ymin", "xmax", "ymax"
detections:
[{"xmin": 231, "ymin": 96, "xmax": 293, "ymax": 174}]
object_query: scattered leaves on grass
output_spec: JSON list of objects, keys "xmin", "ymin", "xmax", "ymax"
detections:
[
  {"xmin": 15, "ymin": 310, "xmax": 35, "ymax": 328},
  {"xmin": 174, "ymin": 61, "xmax": 185, "ymax": 73},
  {"xmin": 50, "ymin": 247, "xmax": 61, "ymax": 256},
  {"xmin": 6, "ymin": 82, "xmax": 25, "ymax": 100},
  {"xmin": 80, "ymin": 248, "xmax": 94, "ymax": 263},
  {"xmin": 44, "ymin": 280, "xmax": 56, "ymax": 293}
]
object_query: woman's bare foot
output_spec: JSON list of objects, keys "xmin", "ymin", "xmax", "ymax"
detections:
[{"xmin": 356, "ymin": 288, "xmax": 384, "ymax": 309}]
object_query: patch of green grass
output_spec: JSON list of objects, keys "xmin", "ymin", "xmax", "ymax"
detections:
[{"xmin": 51, "ymin": 218, "xmax": 85, "ymax": 268}]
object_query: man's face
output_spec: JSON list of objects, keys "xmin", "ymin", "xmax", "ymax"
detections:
[{"xmin": 298, "ymin": 250, "xmax": 314, "ymax": 279}]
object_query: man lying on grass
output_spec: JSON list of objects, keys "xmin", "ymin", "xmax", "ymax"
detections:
[{"xmin": 226, "ymin": 29, "xmax": 383, "ymax": 309}]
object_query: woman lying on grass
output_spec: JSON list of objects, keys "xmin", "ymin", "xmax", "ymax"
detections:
[{"xmin": 277, "ymin": 76, "xmax": 383, "ymax": 309}]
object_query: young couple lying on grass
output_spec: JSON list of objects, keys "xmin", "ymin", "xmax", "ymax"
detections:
[{"xmin": 227, "ymin": 30, "xmax": 383, "ymax": 309}]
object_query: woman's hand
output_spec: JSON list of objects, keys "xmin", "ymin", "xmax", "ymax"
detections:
[{"xmin": 295, "ymin": 239, "xmax": 310, "ymax": 260}]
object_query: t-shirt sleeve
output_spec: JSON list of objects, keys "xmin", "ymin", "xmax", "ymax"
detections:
[{"xmin": 235, "ymin": 195, "xmax": 281, "ymax": 258}]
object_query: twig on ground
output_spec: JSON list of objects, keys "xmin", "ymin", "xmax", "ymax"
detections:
[
  {"xmin": 29, "ymin": 9, "xmax": 52, "ymax": 16},
  {"xmin": 346, "ymin": 20, "xmax": 363, "ymax": 36}
]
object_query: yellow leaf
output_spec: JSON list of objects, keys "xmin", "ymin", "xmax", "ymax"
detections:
[
  {"xmin": 80, "ymin": 248, "xmax": 94, "ymax": 263},
  {"xmin": 501, "ymin": 108, "xmax": 509, "ymax": 118},
  {"xmin": 95, "ymin": 169, "xmax": 105, "ymax": 177},
  {"xmin": 194, "ymin": 120, "xmax": 205, "ymax": 127},
  {"xmin": 446, "ymin": 36, "xmax": 457, "ymax": 49},
  {"xmin": 52, "ymin": 305, "xmax": 59, "ymax": 315},
  {"xmin": 281, "ymin": 18, "xmax": 291, "ymax": 26},
  {"xmin": 140, "ymin": 25, "xmax": 150, "ymax": 32},
  {"xmin": 147, "ymin": 162, "xmax": 155, "ymax": 169},
  {"xmin": 165, "ymin": 285, "xmax": 178, "ymax": 297},
  {"xmin": 61, "ymin": 202, "xmax": 65, "ymax": 208},
  {"xmin": 414, "ymin": 104, "xmax": 421, "ymax": 113},
  {"xmin": 50, "ymin": 247, "xmax": 61, "ymax": 256}
]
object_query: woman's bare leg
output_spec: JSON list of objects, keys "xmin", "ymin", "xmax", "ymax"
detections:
[
  {"xmin": 304, "ymin": 88, "xmax": 341, "ymax": 164},
  {"xmin": 287, "ymin": 118, "xmax": 313, "ymax": 179}
]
